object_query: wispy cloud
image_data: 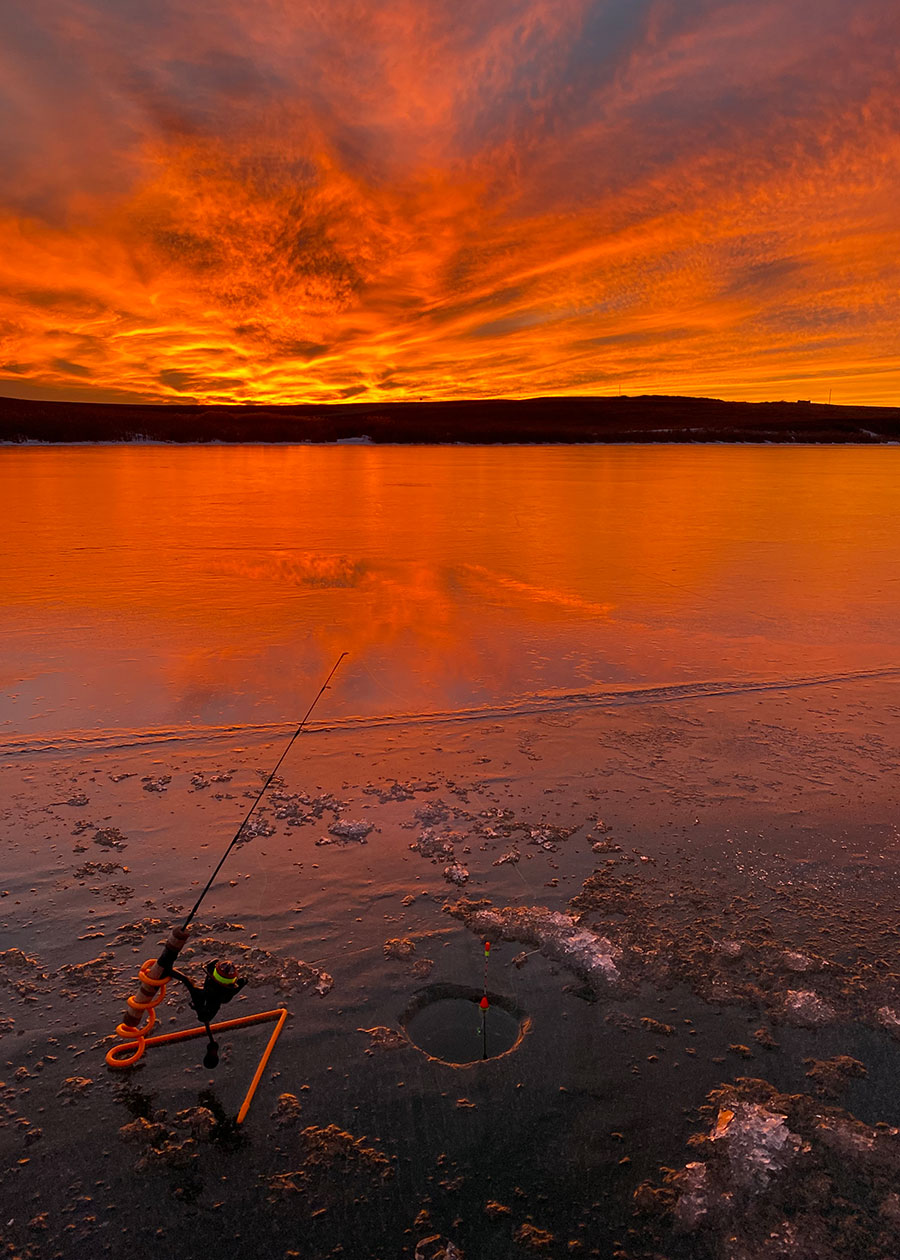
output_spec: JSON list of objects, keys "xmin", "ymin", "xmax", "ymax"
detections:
[{"xmin": 1, "ymin": 0, "xmax": 898, "ymax": 404}]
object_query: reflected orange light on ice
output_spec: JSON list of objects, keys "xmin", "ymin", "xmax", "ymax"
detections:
[
  {"xmin": 1, "ymin": 1, "xmax": 899, "ymax": 406},
  {"xmin": 3, "ymin": 445, "xmax": 900, "ymax": 738}
]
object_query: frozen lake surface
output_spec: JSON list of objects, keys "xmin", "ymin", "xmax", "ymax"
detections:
[
  {"xmin": 3, "ymin": 443, "xmax": 900, "ymax": 745},
  {"xmin": 2, "ymin": 444, "xmax": 900, "ymax": 1259}
]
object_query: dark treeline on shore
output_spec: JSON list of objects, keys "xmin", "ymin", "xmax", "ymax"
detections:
[{"xmin": 2, "ymin": 393, "xmax": 900, "ymax": 444}]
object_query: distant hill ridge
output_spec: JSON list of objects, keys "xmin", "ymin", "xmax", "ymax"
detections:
[{"xmin": 1, "ymin": 393, "xmax": 899, "ymax": 444}]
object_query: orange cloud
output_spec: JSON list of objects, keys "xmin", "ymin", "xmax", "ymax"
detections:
[{"xmin": 1, "ymin": 0, "xmax": 899, "ymax": 405}]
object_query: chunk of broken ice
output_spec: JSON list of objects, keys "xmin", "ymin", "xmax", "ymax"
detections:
[
  {"xmin": 709, "ymin": 1102, "xmax": 804, "ymax": 1190},
  {"xmin": 782, "ymin": 989, "xmax": 837, "ymax": 1026},
  {"xmin": 672, "ymin": 1161, "xmax": 716, "ymax": 1230},
  {"xmin": 446, "ymin": 900, "xmax": 622, "ymax": 990},
  {"xmin": 326, "ymin": 820, "xmax": 373, "ymax": 843},
  {"xmin": 877, "ymin": 1006, "xmax": 900, "ymax": 1038}
]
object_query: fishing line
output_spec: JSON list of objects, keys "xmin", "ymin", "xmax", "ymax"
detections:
[
  {"xmin": 355, "ymin": 654, "xmax": 411, "ymax": 708},
  {"xmin": 181, "ymin": 652, "xmax": 348, "ymax": 931},
  {"xmin": 479, "ymin": 939, "xmax": 491, "ymax": 1056},
  {"xmin": 510, "ymin": 857, "xmax": 541, "ymax": 895}
]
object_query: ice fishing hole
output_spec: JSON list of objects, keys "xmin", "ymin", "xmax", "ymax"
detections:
[{"xmin": 400, "ymin": 983, "xmax": 529, "ymax": 1066}]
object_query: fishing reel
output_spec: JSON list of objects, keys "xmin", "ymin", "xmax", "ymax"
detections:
[{"xmin": 169, "ymin": 959, "xmax": 246, "ymax": 1068}]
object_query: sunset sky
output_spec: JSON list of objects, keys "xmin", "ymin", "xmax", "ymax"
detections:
[{"xmin": 1, "ymin": 1, "xmax": 898, "ymax": 406}]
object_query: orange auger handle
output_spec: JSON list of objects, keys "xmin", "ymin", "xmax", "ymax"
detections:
[
  {"xmin": 106, "ymin": 1008, "xmax": 288, "ymax": 1124},
  {"xmin": 117, "ymin": 925, "xmax": 190, "ymax": 1034},
  {"xmin": 111, "ymin": 959, "xmax": 170, "ymax": 1044}
]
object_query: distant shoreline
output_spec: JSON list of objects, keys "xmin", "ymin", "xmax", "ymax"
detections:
[{"xmin": 2, "ymin": 393, "xmax": 899, "ymax": 444}]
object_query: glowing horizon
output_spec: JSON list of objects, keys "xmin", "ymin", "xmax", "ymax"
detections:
[{"xmin": 1, "ymin": 1, "xmax": 899, "ymax": 408}]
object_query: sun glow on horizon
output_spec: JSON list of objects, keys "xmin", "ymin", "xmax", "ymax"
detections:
[{"xmin": 1, "ymin": 1, "xmax": 899, "ymax": 408}]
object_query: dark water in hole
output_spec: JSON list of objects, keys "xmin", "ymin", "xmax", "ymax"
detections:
[{"xmin": 405, "ymin": 997, "xmax": 522, "ymax": 1063}]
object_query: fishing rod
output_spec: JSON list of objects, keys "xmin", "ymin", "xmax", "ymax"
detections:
[
  {"xmin": 182, "ymin": 650, "xmax": 348, "ymax": 931},
  {"xmin": 106, "ymin": 653, "xmax": 348, "ymax": 1105}
]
